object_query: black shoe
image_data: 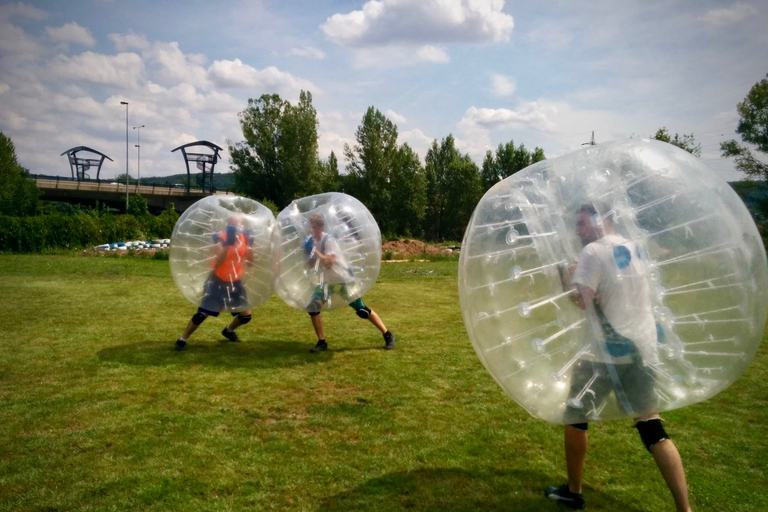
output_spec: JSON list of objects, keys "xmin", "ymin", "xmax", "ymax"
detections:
[
  {"xmin": 383, "ymin": 331, "xmax": 395, "ymax": 350},
  {"xmin": 222, "ymin": 327, "xmax": 240, "ymax": 342},
  {"xmin": 310, "ymin": 340, "xmax": 328, "ymax": 353},
  {"xmin": 546, "ymin": 485, "xmax": 585, "ymax": 510},
  {"xmin": 175, "ymin": 338, "xmax": 187, "ymax": 351}
]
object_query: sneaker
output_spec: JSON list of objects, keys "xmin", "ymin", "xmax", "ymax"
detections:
[
  {"xmin": 545, "ymin": 484, "xmax": 585, "ymax": 510},
  {"xmin": 175, "ymin": 338, "xmax": 187, "ymax": 351},
  {"xmin": 222, "ymin": 327, "xmax": 240, "ymax": 342},
  {"xmin": 383, "ymin": 331, "xmax": 395, "ymax": 350},
  {"xmin": 310, "ymin": 340, "xmax": 328, "ymax": 353}
]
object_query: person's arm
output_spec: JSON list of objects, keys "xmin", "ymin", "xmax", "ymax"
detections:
[
  {"xmin": 574, "ymin": 284, "xmax": 595, "ymax": 310},
  {"xmin": 213, "ymin": 242, "xmax": 227, "ymax": 266},
  {"xmin": 571, "ymin": 247, "xmax": 600, "ymax": 310}
]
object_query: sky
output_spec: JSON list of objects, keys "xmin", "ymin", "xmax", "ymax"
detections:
[{"xmin": 0, "ymin": 0, "xmax": 766, "ymax": 183}]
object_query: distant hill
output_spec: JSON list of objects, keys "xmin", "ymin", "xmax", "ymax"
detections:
[{"xmin": 142, "ymin": 172, "xmax": 236, "ymax": 190}]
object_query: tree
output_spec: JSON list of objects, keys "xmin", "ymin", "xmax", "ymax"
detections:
[
  {"xmin": 229, "ymin": 91, "xmax": 324, "ymax": 207},
  {"xmin": 480, "ymin": 140, "xmax": 546, "ymax": 191},
  {"xmin": 652, "ymin": 127, "xmax": 701, "ymax": 157},
  {"xmin": 114, "ymin": 173, "xmax": 137, "ymax": 184},
  {"xmin": 721, "ymin": 74, "xmax": 768, "ymax": 179},
  {"xmin": 389, "ymin": 143, "xmax": 427, "ymax": 237},
  {"xmin": 424, "ymin": 135, "xmax": 481, "ymax": 241},
  {"xmin": 0, "ymin": 132, "xmax": 39, "ymax": 216},
  {"xmin": 126, "ymin": 194, "xmax": 149, "ymax": 216},
  {"xmin": 316, "ymin": 151, "xmax": 340, "ymax": 193},
  {"xmin": 343, "ymin": 107, "xmax": 400, "ymax": 232}
]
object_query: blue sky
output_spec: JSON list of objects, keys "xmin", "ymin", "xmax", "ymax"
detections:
[{"xmin": 1, "ymin": 0, "xmax": 766, "ymax": 182}]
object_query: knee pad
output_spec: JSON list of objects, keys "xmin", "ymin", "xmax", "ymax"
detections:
[
  {"xmin": 568, "ymin": 423, "xmax": 588, "ymax": 432},
  {"xmin": 237, "ymin": 313, "xmax": 252, "ymax": 325},
  {"xmin": 635, "ymin": 418, "xmax": 669, "ymax": 452},
  {"xmin": 191, "ymin": 312, "xmax": 207, "ymax": 326},
  {"xmin": 356, "ymin": 306, "xmax": 372, "ymax": 319},
  {"xmin": 308, "ymin": 311, "xmax": 321, "ymax": 317}
]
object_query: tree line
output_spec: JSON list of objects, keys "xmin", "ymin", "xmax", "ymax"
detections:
[{"xmin": 228, "ymin": 91, "xmax": 545, "ymax": 241}]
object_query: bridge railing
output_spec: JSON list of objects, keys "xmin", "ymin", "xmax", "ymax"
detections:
[{"xmin": 32, "ymin": 175, "xmax": 233, "ymax": 197}]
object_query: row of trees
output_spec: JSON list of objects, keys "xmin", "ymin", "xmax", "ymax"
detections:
[{"xmin": 229, "ymin": 92, "xmax": 545, "ymax": 240}]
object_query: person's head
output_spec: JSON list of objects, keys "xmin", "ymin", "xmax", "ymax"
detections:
[
  {"xmin": 575, "ymin": 202, "xmax": 613, "ymax": 246},
  {"xmin": 309, "ymin": 213, "xmax": 325, "ymax": 237},
  {"xmin": 226, "ymin": 214, "xmax": 242, "ymax": 228}
]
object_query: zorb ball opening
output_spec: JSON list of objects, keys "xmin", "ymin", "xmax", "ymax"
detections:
[
  {"xmin": 273, "ymin": 192, "xmax": 381, "ymax": 312},
  {"xmin": 459, "ymin": 139, "xmax": 768, "ymax": 424},
  {"xmin": 169, "ymin": 195, "xmax": 275, "ymax": 313}
]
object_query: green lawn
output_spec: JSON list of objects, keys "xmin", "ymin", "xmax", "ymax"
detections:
[{"xmin": 0, "ymin": 254, "xmax": 765, "ymax": 512}]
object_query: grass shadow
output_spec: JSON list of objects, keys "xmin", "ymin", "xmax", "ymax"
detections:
[
  {"xmin": 97, "ymin": 339, "xmax": 333, "ymax": 369},
  {"xmin": 318, "ymin": 467, "xmax": 648, "ymax": 512}
]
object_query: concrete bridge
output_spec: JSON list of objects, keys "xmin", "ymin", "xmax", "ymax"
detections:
[{"xmin": 34, "ymin": 178, "xmax": 232, "ymax": 213}]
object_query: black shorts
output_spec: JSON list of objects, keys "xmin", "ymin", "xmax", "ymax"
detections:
[
  {"xmin": 564, "ymin": 359, "xmax": 657, "ymax": 422},
  {"xmin": 198, "ymin": 275, "xmax": 248, "ymax": 316}
]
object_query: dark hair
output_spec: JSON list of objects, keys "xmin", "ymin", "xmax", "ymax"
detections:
[
  {"xmin": 577, "ymin": 201, "xmax": 613, "ymax": 223},
  {"xmin": 309, "ymin": 213, "xmax": 325, "ymax": 227}
]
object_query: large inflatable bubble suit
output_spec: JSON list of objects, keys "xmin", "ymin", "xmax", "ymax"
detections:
[
  {"xmin": 273, "ymin": 192, "xmax": 381, "ymax": 312},
  {"xmin": 459, "ymin": 139, "xmax": 768, "ymax": 424},
  {"xmin": 170, "ymin": 195, "xmax": 275, "ymax": 313}
]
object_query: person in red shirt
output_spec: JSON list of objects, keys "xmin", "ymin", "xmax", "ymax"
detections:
[{"xmin": 175, "ymin": 215, "xmax": 255, "ymax": 351}]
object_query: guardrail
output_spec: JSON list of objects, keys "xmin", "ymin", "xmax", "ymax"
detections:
[{"xmin": 34, "ymin": 177, "xmax": 233, "ymax": 196}]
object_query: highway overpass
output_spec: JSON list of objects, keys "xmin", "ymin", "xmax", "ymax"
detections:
[{"xmin": 34, "ymin": 178, "xmax": 232, "ymax": 213}]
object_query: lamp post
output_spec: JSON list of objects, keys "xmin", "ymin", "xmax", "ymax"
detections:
[
  {"xmin": 120, "ymin": 101, "xmax": 129, "ymax": 210},
  {"xmin": 133, "ymin": 124, "xmax": 144, "ymax": 192}
]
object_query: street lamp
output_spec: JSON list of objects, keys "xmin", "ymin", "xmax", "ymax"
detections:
[
  {"xmin": 120, "ymin": 101, "xmax": 129, "ymax": 210},
  {"xmin": 133, "ymin": 124, "xmax": 145, "ymax": 192}
]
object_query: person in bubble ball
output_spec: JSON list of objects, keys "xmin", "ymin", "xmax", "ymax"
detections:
[
  {"xmin": 545, "ymin": 203, "xmax": 691, "ymax": 512},
  {"xmin": 303, "ymin": 213, "xmax": 394, "ymax": 353},
  {"xmin": 175, "ymin": 214, "xmax": 256, "ymax": 351}
]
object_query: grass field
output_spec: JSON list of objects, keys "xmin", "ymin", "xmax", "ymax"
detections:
[{"xmin": 0, "ymin": 254, "xmax": 766, "ymax": 512}]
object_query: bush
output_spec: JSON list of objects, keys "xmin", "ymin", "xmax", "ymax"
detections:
[{"xmin": 0, "ymin": 209, "xmax": 179, "ymax": 253}]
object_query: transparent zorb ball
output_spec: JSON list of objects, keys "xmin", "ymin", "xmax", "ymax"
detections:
[
  {"xmin": 459, "ymin": 139, "xmax": 767, "ymax": 423},
  {"xmin": 169, "ymin": 195, "xmax": 275, "ymax": 312},
  {"xmin": 272, "ymin": 192, "xmax": 381, "ymax": 312}
]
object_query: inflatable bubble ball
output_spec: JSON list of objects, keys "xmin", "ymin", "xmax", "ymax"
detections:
[
  {"xmin": 459, "ymin": 139, "xmax": 768, "ymax": 424},
  {"xmin": 170, "ymin": 195, "xmax": 275, "ymax": 313},
  {"xmin": 273, "ymin": 192, "xmax": 382, "ymax": 312}
]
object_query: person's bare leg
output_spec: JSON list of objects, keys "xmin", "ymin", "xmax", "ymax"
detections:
[
  {"xmin": 181, "ymin": 317, "xmax": 202, "ymax": 340},
  {"xmin": 227, "ymin": 310, "xmax": 251, "ymax": 331},
  {"xmin": 651, "ymin": 439, "xmax": 691, "ymax": 512},
  {"xmin": 311, "ymin": 313, "xmax": 325, "ymax": 340},
  {"xmin": 368, "ymin": 311, "xmax": 387, "ymax": 334},
  {"xmin": 565, "ymin": 425, "xmax": 588, "ymax": 494}
]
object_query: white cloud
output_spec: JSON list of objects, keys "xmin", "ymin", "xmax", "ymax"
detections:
[
  {"xmin": 348, "ymin": 45, "xmax": 450, "ymax": 68},
  {"xmin": 45, "ymin": 22, "xmax": 95, "ymax": 47},
  {"xmin": 48, "ymin": 52, "xmax": 145, "ymax": 87},
  {"xmin": 386, "ymin": 109, "xmax": 407, "ymax": 124},
  {"xmin": 0, "ymin": 2, "xmax": 48, "ymax": 22},
  {"xmin": 459, "ymin": 101, "xmax": 558, "ymax": 132},
  {"xmin": 142, "ymin": 41, "xmax": 209, "ymax": 89},
  {"xmin": 289, "ymin": 46, "xmax": 326, "ymax": 59},
  {"xmin": 399, "ymin": 128, "xmax": 433, "ymax": 159},
  {"xmin": 0, "ymin": 22, "xmax": 45, "ymax": 56},
  {"xmin": 417, "ymin": 45, "xmax": 449, "ymax": 63},
  {"xmin": 322, "ymin": 0, "xmax": 514, "ymax": 47},
  {"xmin": 700, "ymin": 3, "xmax": 758, "ymax": 26},
  {"xmin": 490, "ymin": 73, "xmax": 515, "ymax": 97},
  {"xmin": 0, "ymin": 21, "xmax": 321, "ymax": 179},
  {"xmin": 208, "ymin": 59, "xmax": 319, "ymax": 97},
  {"xmin": 109, "ymin": 31, "xmax": 151, "ymax": 52}
]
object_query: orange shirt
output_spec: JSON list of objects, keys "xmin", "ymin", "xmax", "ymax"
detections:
[{"xmin": 213, "ymin": 233, "xmax": 248, "ymax": 282}]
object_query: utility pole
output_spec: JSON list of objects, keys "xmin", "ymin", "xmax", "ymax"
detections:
[
  {"xmin": 120, "ymin": 101, "xmax": 129, "ymax": 210},
  {"xmin": 133, "ymin": 124, "xmax": 145, "ymax": 192}
]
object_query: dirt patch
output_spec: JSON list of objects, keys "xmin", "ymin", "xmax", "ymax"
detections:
[{"xmin": 381, "ymin": 239, "xmax": 456, "ymax": 260}]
